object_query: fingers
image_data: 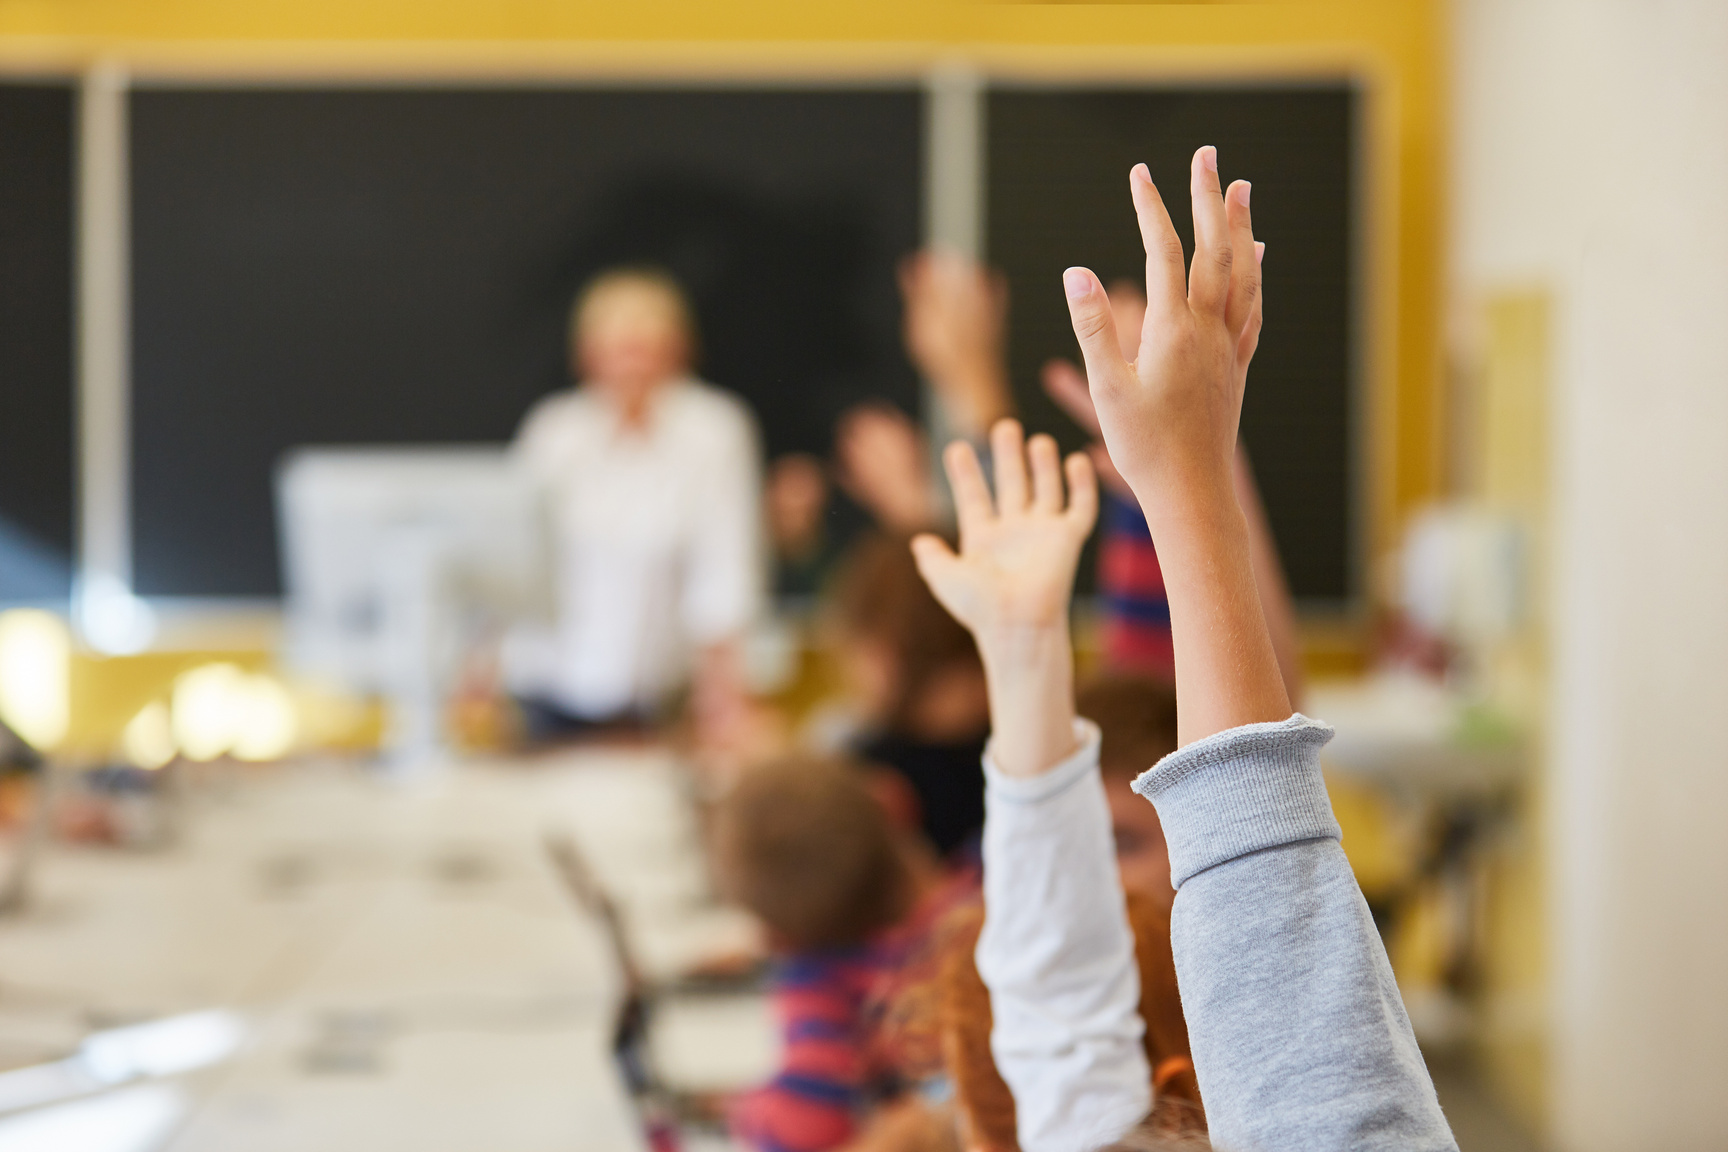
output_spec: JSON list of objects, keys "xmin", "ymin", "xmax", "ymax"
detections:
[
  {"xmin": 942, "ymin": 439, "xmax": 994, "ymax": 542},
  {"xmin": 1128, "ymin": 164, "xmax": 1187, "ymax": 317},
  {"xmin": 1224, "ymin": 179, "xmax": 1259, "ymax": 335},
  {"xmin": 991, "ymin": 419, "xmax": 1029, "ymax": 514},
  {"xmin": 1062, "ymin": 267, "xmax": 1136, "ymax": 402},
  {"xmin": 1187, "ymin": 145, "xmax": 1233, "ymax": 316},
  {"xmin": 1063, "ymin": 452, "xmax": 1099, "ymax": 533},
  {"xmin": 1040, "ymin": 358, "xmax": 1102, "ymax": 436},
  {"xmin": 1236, "ymin": 241, "xmax": 1265, "ymax": 373},
  {"xmin": 1028, "ymin": 434, "xmax": 1064, "ymax": 513}
]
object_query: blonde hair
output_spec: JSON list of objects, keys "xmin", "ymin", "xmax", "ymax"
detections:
[{"xmin": 568, "ymin": 265, "xmax": 698, "ymax": 358}]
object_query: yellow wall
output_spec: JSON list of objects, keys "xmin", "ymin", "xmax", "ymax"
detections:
[{"xmin": 0, "ymin": 0, "xmax": 1447, "ymax": 581}]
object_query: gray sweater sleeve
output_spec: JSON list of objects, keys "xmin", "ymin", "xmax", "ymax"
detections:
[{"xmin": 1133, "ymin": 715, "xmax": 1457, "ymax": 1152}]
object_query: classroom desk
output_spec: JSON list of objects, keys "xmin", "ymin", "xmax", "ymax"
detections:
[{"xmin": 0, "ymin": 748, "xmax": 772, "ymax": 1152}]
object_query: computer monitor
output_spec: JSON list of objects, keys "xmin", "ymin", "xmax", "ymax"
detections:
[{"xmin": 275, "ymin": 445, "xmax": 550, "ymax": 763}]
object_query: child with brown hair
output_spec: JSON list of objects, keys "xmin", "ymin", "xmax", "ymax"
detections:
[
  {"xmin": 713, "ymin": 754, "xmax": 967, "ymax": 1152},
  {"xmin": 911, "ymin": 147, "xmax": 1456, "ymax": 1150},
  {"xmin": 1075, "ymin": 675, "xmax": 1179, "ymax": 909},
  {"xmin": 829, "ymin": 532, "xmax": 991, "ymax": 860}
]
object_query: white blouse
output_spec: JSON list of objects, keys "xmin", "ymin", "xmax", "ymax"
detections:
[{"xmin": 502, "ymin": 379, "xmax": 764, "ymax": 718}]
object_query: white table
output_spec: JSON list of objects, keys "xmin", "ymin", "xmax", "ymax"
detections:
[{"xmin": 0, "ymin": 748, "xmax": 773, "ymax": 1152}]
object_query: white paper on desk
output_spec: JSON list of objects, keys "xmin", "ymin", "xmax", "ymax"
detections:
[
  {"xmin": 0, "ymin": 1083, "xmax": 185, "ymax": 1152},
  {"xmin": 0, "ymin": 1010, "xmax": 246, "ymax": 1116}
]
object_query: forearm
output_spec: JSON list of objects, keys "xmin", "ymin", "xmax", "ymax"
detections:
[
  {"xmin": 1234, "ymin": 449, "xmax": 1305, "ymax": 706},
  {"xmin": 1134, "ymin": 718, "xmax": 1455, "ymax": 1151},
  {"xmin": 975, "ymin": 623, "xmax": 1080, "ymax": 779},
  {"xmin": 1134, "ymin": 476, "xmax": 1290, "ymax": 746},
  {"xmin": 938, "ymin": 363, "xmax": 1015, "ymax": 440},
  {"xmin": 979, "ymin": 726, "xmax": 1151, "ymax": 1152}
]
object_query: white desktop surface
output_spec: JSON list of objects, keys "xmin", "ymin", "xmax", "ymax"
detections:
[{"xmin": 0, "ymin": 749, "xmax": 770, "ymax": 1152}]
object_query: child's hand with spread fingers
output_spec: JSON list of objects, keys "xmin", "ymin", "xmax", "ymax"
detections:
[
  {"xmin": 909, "ymin": 419, "xmax": 1097, "ymax": 780},
  {"xmin": 910, "ymin": 420, "xmax": 1096, "ymax": 648}
]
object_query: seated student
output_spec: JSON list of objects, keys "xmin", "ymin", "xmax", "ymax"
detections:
[
  {"xmin": 768, "ymin": 452, "xmax": 850, "ymax": 600},
  {"xmin": 713, "ymin": 754, "xmax": 970, "ymax": 1152},
  {"xmin": 829, "ymin": 534, "xmax": 991, "ymax": 860},
  {"xmin": 502, "ymin": 267, "xmax": 763, "ymax": 740},
  {"xmin": 1075, "ymin": 675, "xmax": 1180, "ymax": 911},
  {"xmin": 910, "ymin": 148, "xmax": 1455, "ymax": 1150}
]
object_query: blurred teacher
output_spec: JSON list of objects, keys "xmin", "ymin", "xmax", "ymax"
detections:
[{"xmin": 503, "ymin": 268, "xmax": 764, "ymax": 737}]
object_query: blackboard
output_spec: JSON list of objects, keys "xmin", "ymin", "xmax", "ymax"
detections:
[
  {"xmin": 988, "ymin": 87, "xmax": 1358, "ymax": 603},
  {"xmin": 130, "ymin": 87, "xmax": 924, "ymax": 597},
  {"xmin": 0, "ymin": 82, "xmax": 75, "ymax": 603},
  {"xmin": 128, "ymin": 82, "xmax": 1359, "ymax": 603}
]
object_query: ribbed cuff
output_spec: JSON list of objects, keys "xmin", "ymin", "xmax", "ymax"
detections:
[
  {"xmin": 1131, "ymin": 714, "xmax": 1338, "ymax": 888},
  {"xmin": 983, "ymin": 719, "xmax": 1102, "ymax": 804}
]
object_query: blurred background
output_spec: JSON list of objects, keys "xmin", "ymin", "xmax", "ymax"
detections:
[{"xmin": 0, "ymin": 2, "xmax": 1723, "ymax": 1150}]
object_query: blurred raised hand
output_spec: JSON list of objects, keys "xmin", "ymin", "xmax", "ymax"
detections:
[
  {"xmin": 910, "ymin": 420, "xmax": 1097, "ymax": 651},
  {"xmin": 834, "ymin": 403, "xmax": 939, "ymax": 533},
  {"xmin": 899, "ymin": 250, "xmax": 1013, "ymax": 438}
]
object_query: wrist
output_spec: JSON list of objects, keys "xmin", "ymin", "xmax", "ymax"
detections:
[
  {"xmin": 973, "ymin": 617, "xmax": 1071, "ymax": 672},
  {"xmin": 1126, "ymin": 463, "xmax": 1241, "ymax": 542},
  {"xmin": 977, "ymin": 621, "xmax": 1081, "ymax": 779}
]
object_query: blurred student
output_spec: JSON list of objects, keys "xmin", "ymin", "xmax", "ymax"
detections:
[
  {"xmin": 713, "ymin": 754, "xmax": 968, "ymax": 1152},
  {"xmin": 794, "ymin": 252, "xmax": 1012, "ymax": 858},
  {"xmin": 858, "ymin": 250, "xmax": 1302, "ymax": 702},
  {"xmin": 768, "ymin": 453, "xmax": 847, "ymax": 600},
  {"xmin": 912, "ymin": 149, "xmax": 1453, "ymax": 1150},
  {"xmin": 830, "ymin": 534, "xmax": 989, "ymax": 859},
  {"xmin": 1076, "ymin": 675, "xmax": 1180, "ymax": 909},
  {"xmin": 502, "ymin": 268, "xmax": 764, "ymax": 739}
]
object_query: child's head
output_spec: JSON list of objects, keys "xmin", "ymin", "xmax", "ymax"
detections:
[
  {"xmin": 766, "ymin": 453, "xmax": 830, "ymax": 561},
  {"xmin": 832, "ymin": 532, "xmax": 987, "ymax": 741},
  {"xmin": 1077, "ymin": 674, "xmax": 1180, "ymax": 904},
  {"xmin": 712, "ymin": 754, "xmax": 912, "ymax": 952}
]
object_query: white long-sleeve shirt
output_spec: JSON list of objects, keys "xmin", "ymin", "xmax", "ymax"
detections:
[{"xmin": 502, "ymin": 379, "xmax": 764, "ymax": 718}]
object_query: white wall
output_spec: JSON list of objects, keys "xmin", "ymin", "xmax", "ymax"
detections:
[{"xmin": 1452, "ymin": 1, "xmax": 1728, "ymax": 1147}]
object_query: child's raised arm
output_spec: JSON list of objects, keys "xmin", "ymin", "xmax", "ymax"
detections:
[
  {"xmin": 911, "ymin": 419, "xmax": 1095, "ymax": 779},
  {"xmin": 1064, "ymin": 149, "xmax": 1457, "ymax": 1151},
  {"xmin": 914, "ymin": 427, "xmax": 1158, "ymax": 1152},
  {"xmin": 1060, "ymin": 148, "xmax": 1286, "ymax": 748}
]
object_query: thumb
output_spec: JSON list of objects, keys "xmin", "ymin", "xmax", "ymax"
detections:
[
  {"xmin": 909, "ymin": 534, "xmax": 969, "ymax": 616},
  {"xmin": 1062, "ymin": 268, "xmax": 1134, "ymax": 401}
]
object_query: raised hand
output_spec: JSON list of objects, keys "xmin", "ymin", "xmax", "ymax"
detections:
[
  {"xmin": 899, "ymin": 250, "xmax": 1013, "ymax": 437},
  {"xmin": 1062, "ymin": 147, "xmax": 1263, "ymax": 507},
  {"xmin": 834, "ymin": 403, "xmax": 938, "ymax": 533},
  {"xmin": 910, "ymin": 419, "xmax": 1097, "ymax": 645},
  {"xmin": 910, "ymin": 420, "xmax": 1097, "ymax": 778},
  {"xmin": 1058, "ymin": 147, "xmax": 1288, "ymax": 745}
]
